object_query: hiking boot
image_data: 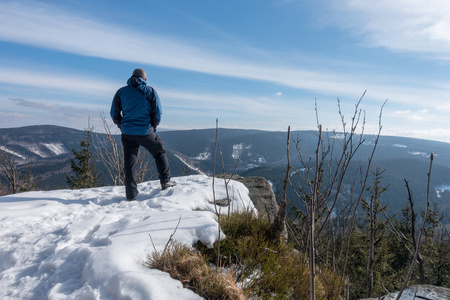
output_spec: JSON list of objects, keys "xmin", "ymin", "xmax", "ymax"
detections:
[
  {"xmin": 161, "ymin": 181, "xmax": 176, "ymax": 190},
  {"xmin": 127, "ymin": 192, "xmax": 138, "ymax": 201}
]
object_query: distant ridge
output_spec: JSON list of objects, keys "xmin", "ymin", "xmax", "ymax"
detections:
[{"xmin": 1, "ymin": 124, "xmax": 450, "ymax": 225}]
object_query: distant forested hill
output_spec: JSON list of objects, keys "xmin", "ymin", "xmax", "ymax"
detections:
[{"xmin": 1, "ymin": 125, "xmax": 449, "ymax": 224}]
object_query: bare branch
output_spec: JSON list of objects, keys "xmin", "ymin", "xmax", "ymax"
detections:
[
  {"xmin": 396, "ymin": 153, "xmax": 434, "ymax": 300},
  {"xmin": 0, "ymin": 151, "xmax": 19, "ymax": 194},
  {"xmin": 95, "ymin": 110, "xmax": 123, "ymax": 186}
]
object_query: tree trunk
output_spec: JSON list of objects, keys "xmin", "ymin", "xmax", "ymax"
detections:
[
  {"xmin": 270, "ymin": 127, "xmax": 290, "ymax": 243},
  {"xmin": 310, "ymin": 125, "xmax": 322, "ymax": 300},
  {"xmin": 368, "ymin": 195, "xmax": 374, "ymax": 298}
]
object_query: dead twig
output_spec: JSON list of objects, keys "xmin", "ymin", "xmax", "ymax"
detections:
[{"xmin": 163, "ymin": 217, "xmax": 182, "ymax": 255}]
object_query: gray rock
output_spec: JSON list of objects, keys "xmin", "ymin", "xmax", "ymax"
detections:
[
  {"xmin": 360, "ymin": 285, "xmax": 450, "ymax": 300},
  {"xmin": 215, "ymin": 173, "xmax": 279, "ymax": 222}
]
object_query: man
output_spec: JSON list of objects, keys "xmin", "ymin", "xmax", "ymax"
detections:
[{"xmin": 111, "ymin": 68, "xmax": 176, "ymax": 200}]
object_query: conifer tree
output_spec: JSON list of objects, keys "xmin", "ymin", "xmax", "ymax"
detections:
[
  {"xmin": 361, "ymin": 168, "xmax": 390, "ymax": 298},
  {"xmin": 66, "ymin": 127, "xmax": 101, "ymax": 189},
  {"xmin": 18, "ymin": 162, "xmax": 38, "ymax": 192}
]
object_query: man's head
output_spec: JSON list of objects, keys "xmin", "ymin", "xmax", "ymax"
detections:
[{"xmin": 132, "ymin": 68, "xmax": 147, "ymax": 81}]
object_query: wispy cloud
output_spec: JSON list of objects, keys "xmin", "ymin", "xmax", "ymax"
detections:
[
  {"xmin": 391, "ymin": 127, "xmax": 450, "ymax": 143},
  {"xmin": 391, "ymin": 109, "xmax": 428, "ymax": 121},
  {"xmin": 0, "ymin": 111, "xmax": 26, "ymax": 118},
  {"xmin": 9, "ymin": 98, "xmax": 55, "ymax": 110},
  {"xmin": 1, "ymin": 96, "xmax": 100, "ymax": 129},
  {"xmin": 2, "ymin": 0, "xmax": 449, "ymax": 107},
  {"xmin": 1, "ymin": 87, "xmax": 318, "ymax": 133},
  {"xmin": 3, "ymin": 1, "xmax": 450, "ymax": 142},
  {"xmin": 160, "ymin": 89, "xmax": 312, "ymax": 120},
  {"xmin": 326, "ymin": 0, "xmax": 450, "ymax": 58},
  {"xmin": 7, "ymin": 97, "xmax": 97, "ymax": 116},
  {"xmin": 0, "ymin": 68, "xmax": 116, "ymax": 97}
]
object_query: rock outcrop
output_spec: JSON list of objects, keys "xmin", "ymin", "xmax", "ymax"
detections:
[
  {"xmin": 216, "ymin": 173, "xmax": 288, "ymax": 240},
  {"xmin": 216, "ymin": 173, "xmax": 279, "ymax": 222},
  {"xmin": 360, "ymin": 285, "xmax": 450, "ymax": 300}
]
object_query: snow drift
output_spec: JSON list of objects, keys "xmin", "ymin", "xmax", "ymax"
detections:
[{"xmin": 0, "ymin": 175, "xmax": 254, "ymax": 300}]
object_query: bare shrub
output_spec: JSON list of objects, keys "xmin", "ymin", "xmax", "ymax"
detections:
[
  {"xmin": 95, "ymin": 110, "xmax": 155, "ymax": 185},
  {"xmin": 286, "ymin": 93, "xmax": 387, "ymax": 298}
]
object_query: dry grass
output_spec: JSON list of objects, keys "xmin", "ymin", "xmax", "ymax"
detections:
[
  {"xmin": 145, "ymin": 209, "xmax": 342, "ymax": 299},
  {"xmin": 145, "ymin": 242, "xmax": 245, "ymax": 300}
]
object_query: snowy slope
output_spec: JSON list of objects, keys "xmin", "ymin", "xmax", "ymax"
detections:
[{"xmin": 0, "ymin": 175, "xmax": 254, "ymax": 300}]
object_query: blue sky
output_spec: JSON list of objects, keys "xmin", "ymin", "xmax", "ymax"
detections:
[{"xmin": 1, "ymin": 0, "xmax": 450, "ymax": 142}]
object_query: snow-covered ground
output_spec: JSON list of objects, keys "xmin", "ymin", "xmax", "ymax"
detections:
[{"xmin": 0, "ymin": 175, "xmax": 254, "ymax": 300}]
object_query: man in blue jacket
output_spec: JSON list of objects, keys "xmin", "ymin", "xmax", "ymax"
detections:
[{"xmin": 111, "ymin": 68, "xmax": 175, "ymax": 200}]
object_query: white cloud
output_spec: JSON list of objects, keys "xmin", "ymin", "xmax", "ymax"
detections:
[
  {"xmin": 391, "ymin": 109, "xmax": 428, "ymax": 121},
  {"xmin": 2, "ymin": 1, "xmax": 450, "ymax": 142},
  {"xmin": 0, "ymin": 111, "xmax": 26, "ymax": 118},
  {"xmin": 0, "ymin": 96, "xmax": 102, "ymax": 130},
  {"xmin": 1, "ymin": 0, "xmax": 449, "ymax": 108},
  {"xmin": 160, "ymin": 89, "xmax": 313, "ymax": 119},
  {"xmin": 0, "ymin": 68, "xmax": 116, "ymax": 97},
  {"xmin": 409, "ymin": 115, "xmax": 424, "ymax": 121},
  {"xmin": 327, "ymin": 0, "xmax": 450, "ymax": 58},
  {"xmin": 392, "ymin": 127, "xmax": 450, "ymax": 143}
]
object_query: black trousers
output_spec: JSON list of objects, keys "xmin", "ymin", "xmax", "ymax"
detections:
[{"xmin": 121, "ymin": 130, "xmax": 171, "ymax": 199}]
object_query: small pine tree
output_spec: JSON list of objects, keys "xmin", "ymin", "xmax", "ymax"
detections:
[
  {"xmin": 18, "ymin": 162, "xmax": 38, "ymax": 192},
  {"xmin": 361, "ymin": 168, "xmax": 391, "ymax": 298},
  {"xmin": 66, "ymin": 127, "xmax": 101, "ymax": 189}
]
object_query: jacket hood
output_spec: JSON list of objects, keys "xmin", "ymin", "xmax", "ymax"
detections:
[{"xmin": 127, "ymin": 76, "xmax": 147, "ymax": 88}]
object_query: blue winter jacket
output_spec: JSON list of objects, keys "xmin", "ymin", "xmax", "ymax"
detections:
[{"xmin": 110, "ymin": 77, "xmax": 162, "ymax": 135}]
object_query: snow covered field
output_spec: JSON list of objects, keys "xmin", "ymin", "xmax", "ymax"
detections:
[{"xmin": 0, "ymin": 175, "xmax": 254, "ymax": 300}]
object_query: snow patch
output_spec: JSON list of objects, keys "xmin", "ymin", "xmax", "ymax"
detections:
[
  {"xmin": 333, "ymin": 133, "xmax": 345, "ymax": 140},
  {"xmin": 393, "ymin": 143, "xmax": 407, "ymax": 148},
  {"xmin": 437, "ymin": 185, "xmax": 450, "ymax": 191},
  {"xmin": 0, "ymin": 175, "xmax": 254, "ymax": 299},
  {"xmin": 232, "ymin": 143, "xmax": 252, "ymax": 160},
  {"xmin": 435, "ymin": 185, "xmax": 450, "ymax": 198},
  {"xmin": 42, "ymin": 143, "xmax": 67, "ymax": 155},
  {"xmin": 232, "ymin": 143, "xmax": 243, "ymax": 159},
  {"xmin": 27, "ymin": 144, "xmax": 48, "ymax": 158},
  {"xmin": 408, "ymin": 151, "xmax": 429, "ymax": 157},
  {"xmin": 192, "ymin": 150, "xmax": 211, "ymax": 161},
  {"xmin": 0, "ymin": 146, "xmax": 26, "ymax": 160}
]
